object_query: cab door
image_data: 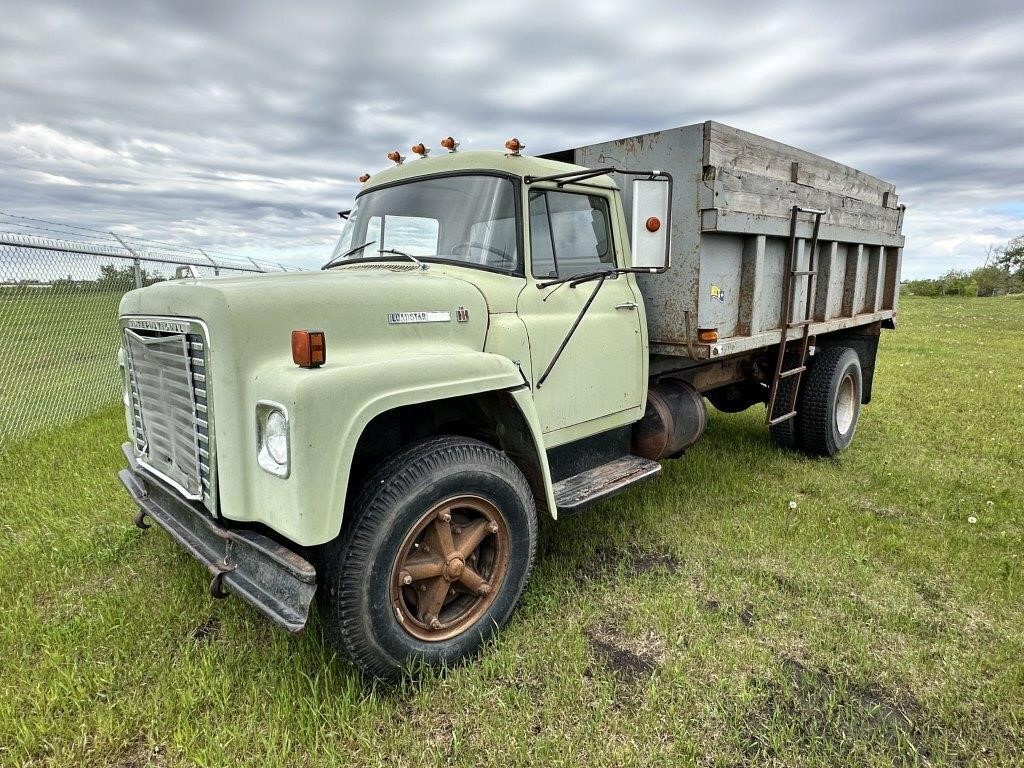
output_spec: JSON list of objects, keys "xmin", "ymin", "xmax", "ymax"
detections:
[{"xmin": 517, "ymin": 186, "xmax": 645, "ymax": 437}]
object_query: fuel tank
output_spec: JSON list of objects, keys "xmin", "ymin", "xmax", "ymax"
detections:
[{"xmin": 631, "ymin": 379, "xmax": 707, "ymax": 460}]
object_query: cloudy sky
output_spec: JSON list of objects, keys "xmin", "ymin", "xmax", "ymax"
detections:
[{"xmin": 1, "ymin": 0, "xmax": 1022, "ymax": 276}]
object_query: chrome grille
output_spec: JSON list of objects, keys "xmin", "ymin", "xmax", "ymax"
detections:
[{"xmin": 124, "ymin": 322, "xmax": 211, "ymax": 504}]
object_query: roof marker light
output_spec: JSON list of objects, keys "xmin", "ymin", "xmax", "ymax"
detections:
[
  {"xmin": 387, "ymin": 151, "xmax": 404, "ymax": 165},
  {"xmin": 504, "ymin": 138, "xmax": 525, "ymax": 156},
  {"xmin": 358, "ymin": 173, "xmax": 371, "ymax": 183},
  {"xmin": 440, "ymin": 136, "xmax": 459, "ymax": 153},
  {"xmin": 411, "ymin": 143, "xmax": 430, "ymax": 158}
]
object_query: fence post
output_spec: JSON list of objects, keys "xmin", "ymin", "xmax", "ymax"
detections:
[
  {"xmin": 199, "ymin": 248, "xmax": 220, "ymax": 276},
  {"xmin": 111, "ymin": 233, "xmax": 143, "ymax": 288}
]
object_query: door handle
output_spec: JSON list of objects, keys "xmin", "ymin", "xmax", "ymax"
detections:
[{"xmin": 615, "ymin": 302, "xmax": 638, "ymax": 311}]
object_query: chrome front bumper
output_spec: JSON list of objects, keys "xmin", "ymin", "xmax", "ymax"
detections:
[{"xmin": 119, "ymin": 443, "xmax": 316, "ymax": 634}]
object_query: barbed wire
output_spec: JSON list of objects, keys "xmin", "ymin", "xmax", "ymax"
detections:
[
  {"xmin": 0, "ymin": 213, "xmax": 296, "ymax": 449},
  {"xmin": 0, "ymin": 211, "xmax": 294, "ymax": 272}
]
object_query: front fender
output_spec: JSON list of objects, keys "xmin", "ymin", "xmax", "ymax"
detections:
[{"xmin": 222, "ymin": 351, "xmax": 550, "ymax": 546}]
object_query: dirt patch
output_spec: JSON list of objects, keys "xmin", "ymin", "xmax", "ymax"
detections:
[
  {"xmin": 771, "ymin": 571, "xmax": 809, "ymax": 597},
  {"xmin": 630, "ymin": 549, "xmax": 681, "ymax": 575},
  {"xmin": 743, "ymin": 657, "xmax": 928, "ymax": 763},
  {"xmin": 738, "ymin": 604, "xmax": 755, "ymax": 628},
  {"xmin": 703, "ymin": 599, "xmax": 721, "ymax": 614},
  {"xmin": 111, "ymin": 736, "xmax": 167, "ymax": 768},
  {"xmin": 187, "ymin": 617, "xmax": 220, "ymax": 642},
  {"xmin": 586, "ymin": 623, "xmax": 666, "ymax": 683},
  {"xmin": 856, "ymin": 498, "xmax": 905, "ymax": 520},
  {"xmin": 583, "ymin": 544, "xmax": 681, "ymax": 580}
]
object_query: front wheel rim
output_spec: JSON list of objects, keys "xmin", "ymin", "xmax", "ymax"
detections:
[
  {"xmin": 835, "ymin": 372, "xmax": 857, "ymax": 435},
  {"xmin": 390, "ymin": 495, "xmax": 509, "ymax": 642}
]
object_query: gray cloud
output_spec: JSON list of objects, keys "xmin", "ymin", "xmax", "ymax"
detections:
[{"xmin": 1, "ymin": 0, "xmax": 1022, "ymax": 276}]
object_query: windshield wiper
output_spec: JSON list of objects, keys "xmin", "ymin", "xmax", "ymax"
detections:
[
  {"xmin": 321, "ymin": 240, "xmax": 376, "ymax": 270},
  {"xmin": 378, "ymin": 248, "xmax": 428, "ymax": 270}
]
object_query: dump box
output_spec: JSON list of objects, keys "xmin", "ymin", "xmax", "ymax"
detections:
[{"xmin": 544, "ymin": 121, "xmax": 905, "ymax": 360}]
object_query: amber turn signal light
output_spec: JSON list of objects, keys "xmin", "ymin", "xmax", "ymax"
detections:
[
  {"xmin": 358, "ymin": 173, "xmax": 371, "ymax": 183},
  {"xmin": 697, "ymin": 328, "xmax": 719, "ymax": 344},
  {"xmin": 645, "ymin": 216, "xmax": 662, "ymax": 232},
  {"xmin": 386, "ymin": 150, "xmax": 404, "ymax": 164},
  {"xmin": 440, "ymin": 136, "xmax": 459, "ymax": 152},
  {"xmin": 505, "ymin": 138, "xmax": 525, "ymax": 154},
  {"xmin": 292, "ymin": 330, "xmax": 326, "ymax": 368}
]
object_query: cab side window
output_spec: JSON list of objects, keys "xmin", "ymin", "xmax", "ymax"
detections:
[{"xmin": 529, "ymin": 191, "xmax": 613, "ymax": 279}]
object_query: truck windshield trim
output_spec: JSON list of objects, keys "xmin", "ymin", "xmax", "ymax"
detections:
[{"xmin": 332, "ymin": 170, "xmax": 525, "ymax": 278}]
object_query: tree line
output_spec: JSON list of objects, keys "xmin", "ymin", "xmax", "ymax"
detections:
[{"xmin": 902, "ymin": 236, "xmax": 1024, "ymax": 297}]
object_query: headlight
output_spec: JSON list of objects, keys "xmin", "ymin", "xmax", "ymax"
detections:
[
  {"xmin": 256, "ymin": 402, "xmax": 290, "ymax": 477},
  {"xmin": 264, "ymin": 410, "xmax": 288, "ymax": 464}
]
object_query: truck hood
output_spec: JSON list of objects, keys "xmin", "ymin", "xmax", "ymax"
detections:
[{"xmin": 118, "ymin": 267, "xmax": 491, "ymax": 370}]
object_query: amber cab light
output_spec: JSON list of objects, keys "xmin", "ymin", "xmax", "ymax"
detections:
[
  {"xmin": 292, "ymin": 330, "xmax": 326, "ymax": 368},
  {"xmin": 411, "ymin": 143, "xmax": 430, "ymax": 157},
  {"xmin": 697, "ymin": 328, "xmax": 719, "ymax": 344},
  {"xmin": 504, "ymin": 138, "xmax": 525, "ymax": 154},
  {"xmin": 440, "ymin": 136, "xmax": 459, "ymax": 152}
]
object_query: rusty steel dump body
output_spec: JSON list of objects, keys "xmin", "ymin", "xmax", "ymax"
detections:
[{"xmin": 543, "ymin": 121, "xmax": 904, "ymax": 363}]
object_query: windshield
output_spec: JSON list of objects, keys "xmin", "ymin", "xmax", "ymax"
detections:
[{"xmin": 330, "ymin": 174, "xmax": 520, "ymax": 272}]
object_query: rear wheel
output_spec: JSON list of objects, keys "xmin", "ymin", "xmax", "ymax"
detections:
[
  {"xmin": 318, "ymin": 436, "xmax": 537, "ymax": 679},
  {"xmin": 796, "ymin": 346, "xmax": 862, "ymax": 456}
]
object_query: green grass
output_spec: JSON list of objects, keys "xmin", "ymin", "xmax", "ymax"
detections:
[
  {"xmin": 1, "ymin": 295, "xmax": 1022, "ymax": 767},
  {"xmin": 0, "ymin": 291, "xmax": 122, "ymax": 446}
]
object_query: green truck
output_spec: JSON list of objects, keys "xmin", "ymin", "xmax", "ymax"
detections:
[{"xmin": 118, "ymin": 122, "xmax": 904, "ymax": 678}]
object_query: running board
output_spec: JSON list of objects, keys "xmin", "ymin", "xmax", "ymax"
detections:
[{"xmin": 553, "ymin": 455, "xmax": 662, "ymax": 516}]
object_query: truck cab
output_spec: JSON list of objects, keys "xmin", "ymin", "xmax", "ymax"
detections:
[{"xmin": 119, "ymin": 125, "xmax": 902, "ymax": 678}]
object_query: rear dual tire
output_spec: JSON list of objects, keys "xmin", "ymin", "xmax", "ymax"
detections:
[{"xmin": 769, "ymin": 346, "xmax": 862, "ymax": 457}]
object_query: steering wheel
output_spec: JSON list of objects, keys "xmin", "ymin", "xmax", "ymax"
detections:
[{"xmin": 451, "ymin": 241, "xmax": 508, "ymax": 259}]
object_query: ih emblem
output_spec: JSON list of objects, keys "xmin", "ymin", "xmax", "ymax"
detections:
[{"xmin": 456, "ymin": 306, "xmax": 469, "ymax": 322}]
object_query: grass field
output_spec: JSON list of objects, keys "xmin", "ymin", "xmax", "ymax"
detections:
[
  {"xmin": 1, "ymin": 295, "xmax": 1022, "ymax": 767},
  {"xmin": 0, "ymin": 291, "xmax": 123, "ymax": 446}
]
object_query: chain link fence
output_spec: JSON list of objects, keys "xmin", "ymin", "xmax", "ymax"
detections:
[{"xmin": 0, "ymin": 212, "xmax": 296, "ymax": 450}]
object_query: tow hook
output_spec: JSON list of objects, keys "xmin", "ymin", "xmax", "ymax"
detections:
[
  {"xmin": 133, "ymin": 509, "xmax": 151, "ymax": 529},
  {"xmin": 210, "ymin": 542, "xmax": 237, "ymax": 600},
  {"xmin": 209, "ymin": 570, "xmax": 232, "ymax": 600}
]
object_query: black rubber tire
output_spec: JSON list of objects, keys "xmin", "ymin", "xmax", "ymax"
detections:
[
  {"xmin": 796, "ymin": 346, "xmax": 862, "ymax": 457},
  {"xmin": 317, "ymin": 436, "xmax": 537, "ymax": 680}
]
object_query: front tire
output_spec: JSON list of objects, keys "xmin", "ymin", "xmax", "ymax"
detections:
[{"xmin": 318, "ymin": 436, "xmax": 537, "ymax": 679}]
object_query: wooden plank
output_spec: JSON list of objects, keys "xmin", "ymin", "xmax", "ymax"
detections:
[
  {"xmin": 703, "ymin": 121, "xmax": 895, "ymax": 207},
  {"xmin": 699, "ymin": 208, "xmax": 906, "ymax": 249},
  {"xmin": 708, "ymin": 167, "xmax": 902, "ymax": 233}
]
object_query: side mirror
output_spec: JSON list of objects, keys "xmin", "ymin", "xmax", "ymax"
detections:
[{"xmin": 630, "ymin": 176, "xmax": 672, "ymax": 271}]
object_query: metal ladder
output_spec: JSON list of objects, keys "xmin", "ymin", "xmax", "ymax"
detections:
[{"xmin": 765, "ymin": 205, "xmax": 826, "ymax": 426}]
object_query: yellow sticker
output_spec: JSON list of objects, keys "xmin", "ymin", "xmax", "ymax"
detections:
[{"xmin": 710, "ymin": 284, "xmax": 726, "ymax": 303}]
